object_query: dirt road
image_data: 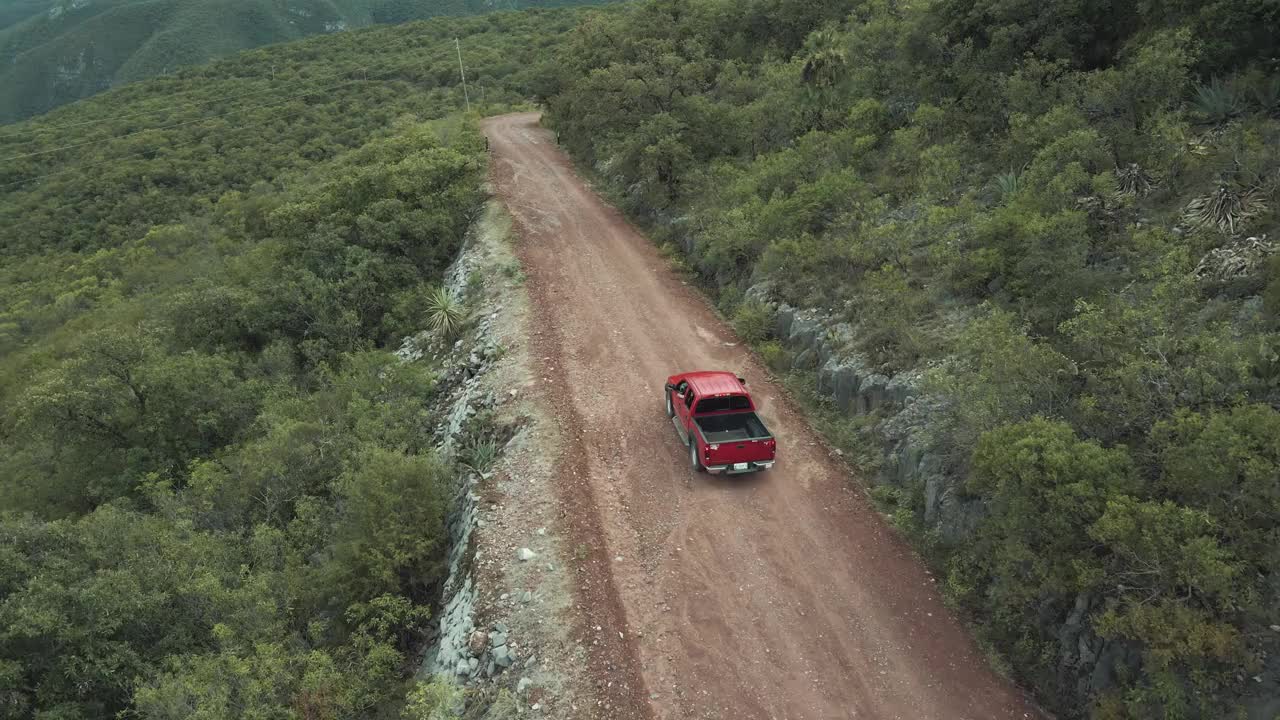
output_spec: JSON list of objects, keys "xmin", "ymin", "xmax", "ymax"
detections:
[{"xmin": 482, "ymin": 112, "xmax": 1045, "ymax": 720}]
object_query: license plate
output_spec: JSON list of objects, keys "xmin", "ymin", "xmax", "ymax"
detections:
[{"xmin": 733, "ymin": 463, "xmax": 748, "ymax": 471}]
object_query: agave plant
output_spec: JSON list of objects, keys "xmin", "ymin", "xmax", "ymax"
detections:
[
  {"xmin": 1183, "ymin": 185, "xmax": 1266, "ymax": 235},
  {"xmin": 1192, "ymin": 77, "xmax": 1242, "ymax": 124},
  {"xmin": 1115, "ymin": 163, "xmax": 1155, "ymax": 197},
  {"xmin": 462, "ymin": 438, "xmax": 498, "ymax": 474},
  {"xmin": 426, "ymin": 286, "xmax": 464, "ymax": 338},
  {"xmin": 992, "ymin": 170, "xmax": 1021, "ymax": 199}
]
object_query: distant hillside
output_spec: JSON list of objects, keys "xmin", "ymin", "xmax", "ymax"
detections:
[
  {"xmin": 0, "ymin": 0, "xmax": 615, "ymax": 122},
  {"xmin": 0, "ymin": 7, "xmax": 602, "ymax": 717}
]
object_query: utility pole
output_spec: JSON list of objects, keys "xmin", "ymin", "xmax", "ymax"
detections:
[{"xmin": 455, "ymin": 37, "xmax": 470, "ymax": 113}]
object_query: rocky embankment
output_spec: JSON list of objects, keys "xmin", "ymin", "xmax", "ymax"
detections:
[{"xmin": 398, "ymin": 202, "xmax": 593, "ymax": 717}]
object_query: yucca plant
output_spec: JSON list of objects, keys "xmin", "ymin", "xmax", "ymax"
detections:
[
  {"xmin": 992, "ymin": 170, "xmax": 1021, "ymax": 199},
  {"xmin": 1192, "ymin": 77, "xmax": 1242, "ymax": 124},
  {"xmin": 1115, "ymin": 163, "xmax": 1155, "ymax": 197},
  {"xmin": 1183, "ymin": 185, "xmax": 1266, "ymax": 235},
  {"xmin": 426, "ymin": 286, "xmax": 464, "ymax": 339}
]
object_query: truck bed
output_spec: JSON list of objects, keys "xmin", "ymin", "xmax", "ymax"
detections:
[{"xmin": 695, "ymin": 411, "xmax": 771, "ymax": 443}]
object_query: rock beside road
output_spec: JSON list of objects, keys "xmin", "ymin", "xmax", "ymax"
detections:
[{"xmin": 468, "ymin": 630, "xmax": 489, "ymax": 657}]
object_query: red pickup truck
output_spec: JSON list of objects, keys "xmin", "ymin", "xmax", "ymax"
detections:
[{"xmin": 665, "ymin": 371, "xmax": 776, "ymax": 474}]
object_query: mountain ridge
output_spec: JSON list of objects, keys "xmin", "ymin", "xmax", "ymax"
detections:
[{"xmin": 0, "ymin": 0, "xmax": 614, "ymax": 122}]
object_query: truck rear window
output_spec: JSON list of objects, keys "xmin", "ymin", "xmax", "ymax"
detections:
[{"xmin": 694, "ymin": 395, "xmax": 751, "ymax": 414}]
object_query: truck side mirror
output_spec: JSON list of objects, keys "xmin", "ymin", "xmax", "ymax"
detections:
[{"xmin": 737, "ymin": 377, "xmax": 747, "ymax": 385}]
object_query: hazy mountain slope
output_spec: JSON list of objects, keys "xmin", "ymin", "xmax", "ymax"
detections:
[
  {"xmin": 0, "ymin": 0, "xmax": 615, "ymax": 122},
  {"xmin": 0, "ymin": 7, "xmax": 602, "ymax": 717}
]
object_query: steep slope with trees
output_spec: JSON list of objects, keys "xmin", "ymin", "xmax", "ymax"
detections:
[
  {"xmin": 0, "ymin": 0, "xmax": 618, "ymax": 123},
  {"xmin": 538, "ymin": 1, "xmax": 1280, "ymax": 717},
  {"xmin": 0, "ymin": 9, "xmax": 591, "ymax": 718}
]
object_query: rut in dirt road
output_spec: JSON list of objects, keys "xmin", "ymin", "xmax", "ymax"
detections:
[{"xmin": 482, "ymin": 111, "xmax": 1047, "ymax": 720}]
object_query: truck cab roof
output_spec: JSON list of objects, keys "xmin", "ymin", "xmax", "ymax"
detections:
[{"xmin": 678, "ymin": 371, "xmax": 747, "ymax": 397}]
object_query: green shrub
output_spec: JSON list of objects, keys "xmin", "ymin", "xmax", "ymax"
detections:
[
  {"xmin": 732, "ymin": 300, "xmax": 775, "ymax": 344},
  {"xmin": 757, "ymin": 340, "xmax": 790, "ymax": 371},
  {"xmin": 403, "ymin": 678, "xmax": 464, "ymax": 720},
  {"xmin": 329, "ymin": 447, "xmax": 450, "ymax": 603}
]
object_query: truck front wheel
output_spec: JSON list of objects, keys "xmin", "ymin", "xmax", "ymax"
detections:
[
  {"xmin": 689, "ymin": 440, "xmax": 703, "ymax": 472},
  {"xmin": 665, "ymin": 390, "xmax": 674, "ymax": 418}
]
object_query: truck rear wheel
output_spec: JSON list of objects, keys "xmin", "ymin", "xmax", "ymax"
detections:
[{"xmin": 689, "ymin": 440, "xmax": 703, "ymax": 472}]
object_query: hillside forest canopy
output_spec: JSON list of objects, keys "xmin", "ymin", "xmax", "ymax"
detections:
[
  {"xmin": 535, "ymin": 0, "xmax": 1280, "ymax": 718},
  {"xmin": 1, "ymin": 0, "xmax": 1279, "ymax": 719},
  {"xmin": 0, "ymin": 8, "xmax": 593, "ymax": 719}
]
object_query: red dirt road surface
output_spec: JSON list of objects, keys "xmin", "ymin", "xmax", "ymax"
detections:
[{"xmin": 482, "ymin": 111, "xmax": 1046, "ymax": 720}]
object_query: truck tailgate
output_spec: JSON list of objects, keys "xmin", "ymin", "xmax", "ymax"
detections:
[
  {"xmin": 696, "ymin": 412, "xmax": 775, "ymax": 465},
  {"xmin": 706, "ymin": 437, "xmax": 774, "ymax": 464}
]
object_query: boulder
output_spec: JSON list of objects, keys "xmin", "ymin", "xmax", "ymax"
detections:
[
  {"xmin": 923, "ymin": 474, "xmax": 945, "ymax": 524},
  {"xmin": 787, "ymin": 317, "xmax": 820, "ymax": 352},
  {"xmin": 886, "ymin": 374, "xmax": 917, "ymax": 405},
  {"xmin": 880, "ymin": 439, "xmax": 926, "ymax": 487},
  {"xmin": 860, "ymin": 374, "xmax": 891, "ymax": 411},
  {"xmin": 774, "ymin": 306, "xmax": 796, "ymax": 339},
  {"xmin": 817, "ymin": 360, "xmax": 839, "ymax": 397},
  {"xmin": 895, "ymin": 441, "xmax": 923, "ymax": 486},
  {"xmin": 816, "ymin": 339, "xmax": 835, "ymax": 369},
  {"xmin": 834, "ymin": 366, "xmax": 862, "ymax": 413},
  {"xmin": 468, "ymin": 630, "xmax": 489, "ymax": 657},
  {"xmin": 937, "ymin": 494, "xmax": 986, "ymax": 543},
  {"xmin": 1087, "ymin": 641, "xmax": 1140, "ymax": 696}
]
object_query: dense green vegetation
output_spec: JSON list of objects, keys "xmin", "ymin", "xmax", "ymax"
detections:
[
  {"xmin": 0, "ymin": 0, "xmax": 617, "ymax": 123},
  {"xmin": 538, "ymin": 1, "xmax": 1280, "ymax": 717},
  {"xmin": 0, "ymin": 9, "xmax": 588, "ymax": 718}
]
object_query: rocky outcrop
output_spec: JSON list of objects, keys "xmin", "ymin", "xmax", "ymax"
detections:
[
  {"xmin": 398, "ymin": 227, "xmax": 517, "ymax": 687},
  {"xmin": 754, "ymin": 291, "xmax": 941, "ymax": 492},
  {"xmin": 755, "ymin": 289, "xmax": 998, "ymax": 545}
]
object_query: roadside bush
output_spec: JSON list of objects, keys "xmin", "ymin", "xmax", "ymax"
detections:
[
  {"xmin": 732, "ymin": 299, "xmax": 774, "ymax": 343},
  {"xmin": 757, "ymin": 340, "xmax": 790, "ymax": 372},
  {"xmin": 328, "ymin": 447, "xmax": 450, "ymax": 604}
]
